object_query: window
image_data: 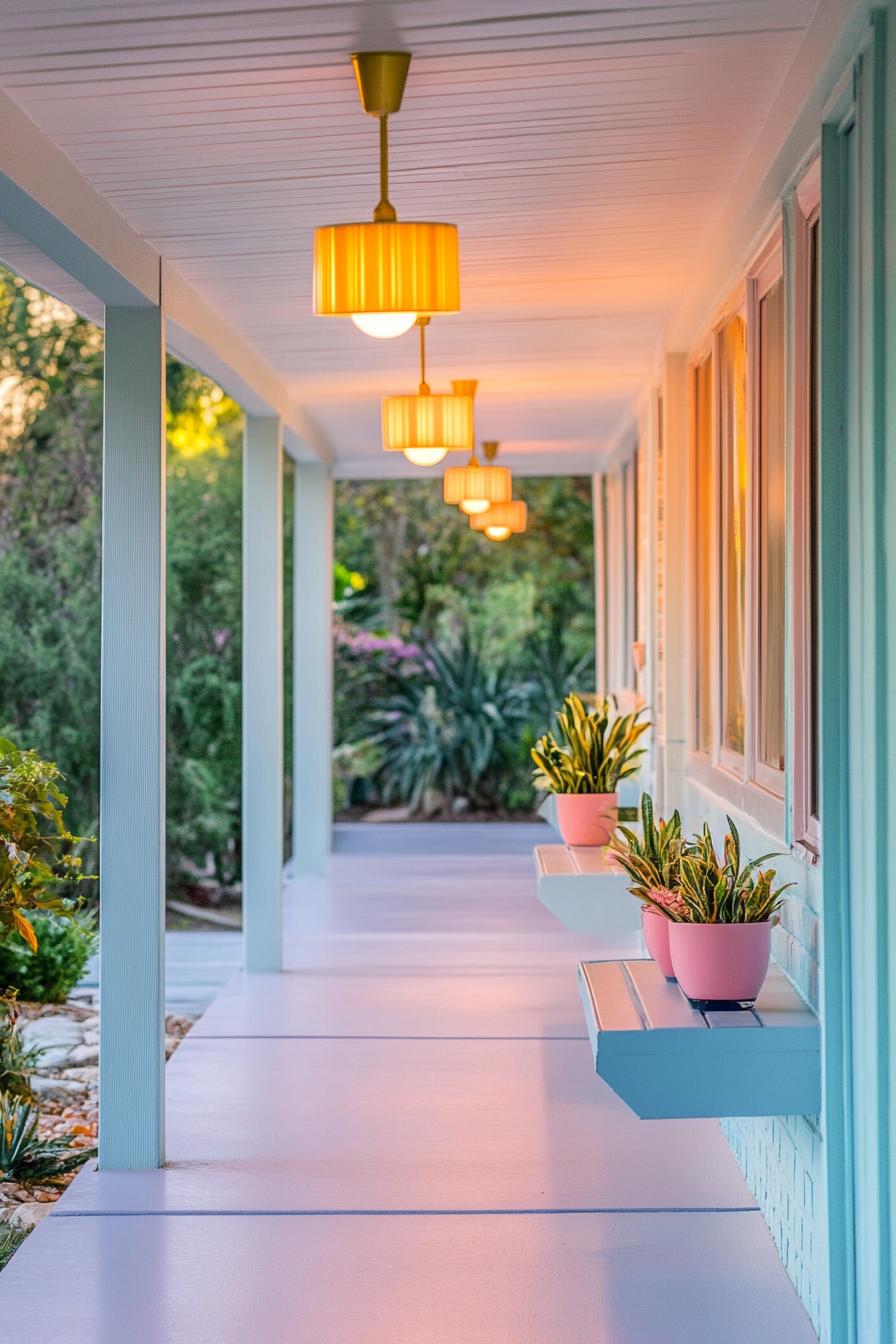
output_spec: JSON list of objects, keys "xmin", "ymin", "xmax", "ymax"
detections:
[
  {"xmin": 688, "ymin": 226, "xmax": 790, "ymax": 834},
  {"xmin": 756, "ymin": 276, "xmax": 786, "ymax": 782},
  {"xmin": 693, "ymin": 354, "xmax": 713, "ymax": 754},
  {"xmin": 718, "ymin": 314, "xmax": 748, "ymax": 762}
]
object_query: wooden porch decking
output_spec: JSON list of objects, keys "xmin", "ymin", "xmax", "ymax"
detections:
[{"xmin": 0, "ymin": 824, "xmax": 818, "ymax": 1341}]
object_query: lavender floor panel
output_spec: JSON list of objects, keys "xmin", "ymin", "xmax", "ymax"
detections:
[
  {"xmin": 63, "ymin": 1035, "xmax": 758, "ymax": 1214},
  {"xmin": 0, "ymin": 1212, "xmax": 817, "ymax": 1344}
]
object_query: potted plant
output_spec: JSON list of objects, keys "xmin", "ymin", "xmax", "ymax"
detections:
[
  {"xmin": 666, "ymin": 819, "xmax": 789, "ymax": 1004},
  {"xmin": 531, "ymin": 694, "xmax": 650, "ymax": 847},
  {"xmin": 609, "ymin": 794, "xmax": 683, "ymax": 978}
]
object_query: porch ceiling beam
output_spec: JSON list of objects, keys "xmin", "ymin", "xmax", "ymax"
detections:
[
  {"xmin": 0, "ymin": 87, "xmax": 159, "ymax": 307},
  {"xmin": 0, "ymin": 86, "xmax": 332, "ymax": 464}
]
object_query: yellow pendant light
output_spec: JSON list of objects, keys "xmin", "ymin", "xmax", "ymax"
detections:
[
  {"xmin": 470, "ymin": 499, "xmax": 528, "ymax": 541},
  {"xmin": 444, "ymin": 441, "xmax": 512, "ymax": 516},
  {"xmin": 382, "ymin": 320, "xmax": 475, "ymax": 466},
  {"xmin": 314, "ymin": 53, "xmax": 460, "ymax": 338}
]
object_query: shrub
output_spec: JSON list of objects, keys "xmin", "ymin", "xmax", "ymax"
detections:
[
  {"xmin": 0, "ymin": 910, "xmax": 97, "ymax": 1004},
  {"xmin": 0, "ymin": 998, "xmax": 41, "ymax": 1101},
  {"xmin": 0, "ymin": 737, "xmax": 94, "ymax": 951}
]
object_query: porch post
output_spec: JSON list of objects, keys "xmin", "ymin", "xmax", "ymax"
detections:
[
  {"xmin": 592, "ymin": 472, "xmax": 608, "ymax": 694},
  {"xmin": 242, "ymin": 416, "xmax": 284, "ymax": 972},
  {"xmin": 99, "ymin": 305, "xmax": 166, "ymax": 1169},
  {"xmin": 292, "ymin": 461, "xmax": 333, "ymax": 877},
  {"xmin": 658, "ymin": 353, "xmax": 689, "ymax": 812}
]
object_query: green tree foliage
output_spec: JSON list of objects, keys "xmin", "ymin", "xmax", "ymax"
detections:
[
  {"xmin": 333, "ymin": 477, "xmax": 596, "ymax": 813},
  {"xmin": 0, "ymin": 261, "xmax": 597, "ymax": 871},
  {"xmin": 0, "ymin": 268, "xmax": 245, "ymax": 897}
]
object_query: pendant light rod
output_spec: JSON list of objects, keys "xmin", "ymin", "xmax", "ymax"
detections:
[
  {"xmin": 417, "ymin": 316, "xmax": 430, "ymax": 393},
  {"xmin": 351, "ymin": 53, "xmax": 411, "ymax": 224},
  {"xmin": 375, "ymin": 114, "xmax": 396, "ymax": 222}
]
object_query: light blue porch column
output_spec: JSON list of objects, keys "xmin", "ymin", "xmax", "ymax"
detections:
[
  {"xmin": 242, "ymin": 416, "xmax": 284, "ymax": 972},
  {"xmin": 292, "ymin": 461, "xmax": 333, "ymax": 877},
  {"xmin": 592, "ymin": 472, "xmax": 608, "ymax": 694},
  {"xmin": 99, "ymin": 305, "xmax": 166, "ymax": 1169}
]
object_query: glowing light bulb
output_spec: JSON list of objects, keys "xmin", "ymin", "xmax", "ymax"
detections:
[
  {"xmin": 460, "ymin": 498, "xmax": 490, "ymax": 515},
  {"xmin": 402, "ymin": 446, "xmax": 448, "ymax": 467},
  {"xmin": 351, "ymin": 312, "xmax": 417, "ymax": 339},
  {"xmin": 484, "ymin": 525, "xmax": 512, "ymax": 541}
]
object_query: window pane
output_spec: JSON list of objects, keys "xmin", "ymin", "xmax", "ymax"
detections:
[
  {"xmin": 719, "ymin": 315, "xmax": 748, "ymax": 757},
  {"xmin": 758, "ymin": 279, "xmax": 786, "ymax": 773},
  {"xmin": 693, "ymin": 356, "xmax": 713, "ymax": 753}
]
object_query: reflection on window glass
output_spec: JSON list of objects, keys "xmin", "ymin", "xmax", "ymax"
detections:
[
  {"xmin": 694, "ymin": 356, "xmax": 713, "ymax": 753},
  {"xmin": 758, "ymin": 279, "xmax": 786, "ymax": 773},
  {"xmin": 719, "ymin": 315, "xmax": 747, "ymax": 757}
]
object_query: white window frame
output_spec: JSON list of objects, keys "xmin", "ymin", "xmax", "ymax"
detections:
[
  {"xmin": 689, "ymin": 340, "xmax": 715, "ymax": 761},
  {"xmin": 687, "ymin": 232, "xmax": 787, "ymax": 839},
  {"xmin": 791, "ymin": 158, "xmax": 821, "ymax": 856},
  {"xmin": 748, "ymin": 236, "xmax": 786, "ymax": 799}
]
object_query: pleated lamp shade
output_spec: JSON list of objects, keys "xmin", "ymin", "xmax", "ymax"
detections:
[
  {"xmin": 470, "ymin": 499, "xmax": 528, "ymax": 540},
  {"xmin": 314, "ymin": 222, "xmax": 460, "ymax": 335},
  {"xmin": 443, "ymin": 455, "xmax": 512, "ymax": 515},
  {"xmin": 382, "ymin": 383, "xmax": 474, "ymax": 465}
]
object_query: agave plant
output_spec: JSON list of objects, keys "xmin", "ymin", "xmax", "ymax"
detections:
[
  {"xmin": 609, "ymin": 794, "xmax": 688, "ymax": 920},
  {"xmin": 0, "ymin": 1092, "xmax": 95, "ymax": 1186},
  {"xmin": 530, "ymin": 693, "xmax": 649, "ymax": 795},
  {"xmin": 370, "ymin": 633, "xmax": 533, "ymax": 812},
  {"xmin": 677, "ymin": 818, "xmax": 791, "ymax": 924}
]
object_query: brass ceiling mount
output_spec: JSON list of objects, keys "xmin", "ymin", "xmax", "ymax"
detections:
[
  {"xmin": 481, "ymin": 441, "xmax": 500, "ymax": 462},
  {"xmin": 352, "ymin": 52, "xmax": 411, "ymax": 116}
]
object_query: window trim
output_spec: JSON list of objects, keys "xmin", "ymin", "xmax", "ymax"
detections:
[
  {"xmin": 791, "ymin": 159, "xmax": 821, "ymax": 855},
  {"xmin": 748, "ymin": 242, "xmax": 786, "ymax": 799},
  {"xmin": 716, "ymin": 304, "xmax": 748, "ymax": 779},
  {"xmin": 689, "ymin": 343, "xmax": 715, "ymax": 760}
]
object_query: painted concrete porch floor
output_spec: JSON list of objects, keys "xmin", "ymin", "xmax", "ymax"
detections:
[{"xmin": 0, "ymin": 823, "xmax": 818, "ymax": 1342}]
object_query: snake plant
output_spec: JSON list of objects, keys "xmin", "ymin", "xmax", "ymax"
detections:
[
  {"xmin": 609, "ymin": 794, "xmax": 687, "ymax": 919},
  {"xmin": 677, "ymin": 818, "xmax": 791, "ymax": 924},
  {"xmin": 530, "ymin": 693, "xmax": 649, "ymax": 795}
]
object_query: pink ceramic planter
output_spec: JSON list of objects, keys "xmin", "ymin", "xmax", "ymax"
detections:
[
  {"xmin": 554, "ymin": 792, "xmax": 618, "ymax": 847},
  {"xmin": 668, "ymin": 921, "xmax": 772, "ymax": 1002},
  {"xmin": 641, "ymin": 908, "xmax": 675, "ymax": 978}
]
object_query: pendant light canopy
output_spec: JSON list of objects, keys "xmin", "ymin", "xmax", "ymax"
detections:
[
  {"xmin": 314, "ymin": 53, "xmax": 460, "ymax": 338},
  {"xmin": 382, "ymin": 320, "xmax": 475, "ymax": 466},
  {"xmin": 444, "ymin": 441, "xmax": 512, "ymax": 516},
  {"xmin": 470, "ymin": 498, "xmax": 528, "ymax": 541}
]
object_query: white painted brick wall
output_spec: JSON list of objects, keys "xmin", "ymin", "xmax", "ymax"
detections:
[
  {"xmin": 724, "ymin": 885, "xmax": 823, "ymax": 1337},
  {"xmin": 681, "ymin": 787, "xmax": 824, "ymax": 1336}
]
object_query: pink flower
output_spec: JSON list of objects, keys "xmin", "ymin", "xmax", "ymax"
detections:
[{"xmin": 647, "ymin": 886, "xmax": 689, "ymax": 920}]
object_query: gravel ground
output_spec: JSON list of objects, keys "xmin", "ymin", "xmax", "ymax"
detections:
[{"xmin": 1, "ymin": 997, "xmax": 194, "ymax": 1245}]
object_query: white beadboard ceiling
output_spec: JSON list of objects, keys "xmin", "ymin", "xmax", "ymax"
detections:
[{"xmin": 0, "ymin": 0, "xmax": 820, "ymax": 474}]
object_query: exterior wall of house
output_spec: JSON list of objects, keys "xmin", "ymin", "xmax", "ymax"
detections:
[{"xmin": 611, "ymin": 17, "xmax": 896, "ymax": 1339}]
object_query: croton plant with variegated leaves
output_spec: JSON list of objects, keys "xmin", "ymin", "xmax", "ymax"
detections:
[{"xmin": 0, "ymin": 737, "xmax": 93, "ymax": 953}]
